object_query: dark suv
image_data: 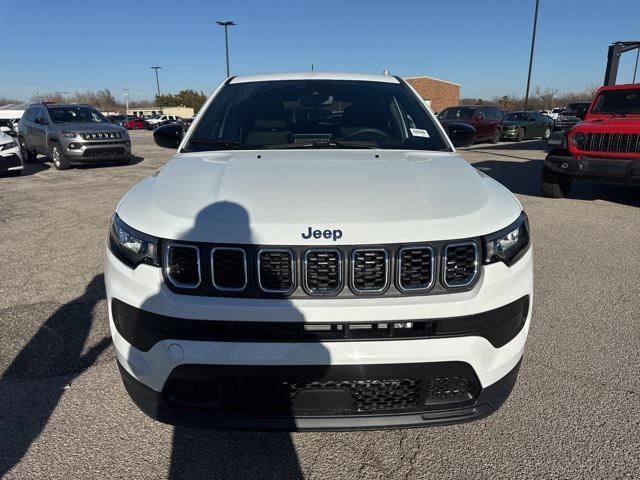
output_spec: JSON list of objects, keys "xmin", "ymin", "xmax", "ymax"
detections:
[
  {"xmin": 18, "ymin": 103, "xmax": 131, "ymax": 170},
  {"xmin": 438, "ymin": 105, "xmax": 503, "ymax": 144}
]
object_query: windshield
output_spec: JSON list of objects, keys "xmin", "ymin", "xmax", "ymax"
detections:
[
  {"xmin": 564, "ymin": 103, "xmax": 589, "ymax": 115},
  {"xmin": 48, "ymin": 106, "xmax": 108, "ymax": 123},
  {"xmin": 505, "ymin": 112, "xmax": 527, "ymax": 121},
  {"xmin": 188, "ymin": 79, "xmax": 448, "ymax": 151},
  {"xmin": 438, "ymin": 107, "xmax": 475, "ymax": 120},
  {"xmin": 591, "ymin": 89, "xmax": 640, "ymax": 114}
]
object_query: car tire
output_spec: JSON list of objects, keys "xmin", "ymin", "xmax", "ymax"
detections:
[
  {"xmin": 490, "ymin": 129, "xmax": 501, "ymax": 144},
  {"xmin": 515, "ymin": 128, "xmax": 525, "ymax": 142},
  {"xmin": 542, "ymin": 127, "xmax": 551, "ymax": 140},
  {"xmin": 19, "ymin": 137, "xmax": 36, "ymax": 163},
  {"xmin": 540, "ymin": 165, "xmax": 572, "ymax": 198},
  {"xmin": 50, "ymin": 142, "xmax": 70, "ymax": 170}
]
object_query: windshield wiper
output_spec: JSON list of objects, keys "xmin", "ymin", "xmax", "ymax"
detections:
[
  {"xmin": 265, "ymin": 140, "xmax": 381, "ymax": 150},
  {"xmin": 185, "ymin": 138, "xmax": 247, "ymax": 151}
]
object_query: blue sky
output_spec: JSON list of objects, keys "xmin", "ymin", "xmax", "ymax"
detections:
[{"xmin": 2, "ymin": 0, "xmax": 639, "ymax": 102}]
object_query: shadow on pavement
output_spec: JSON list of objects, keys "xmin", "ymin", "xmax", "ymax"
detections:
[{"xmin": 0, "ymin": 275, "xmax": 111, "ymax": 477}]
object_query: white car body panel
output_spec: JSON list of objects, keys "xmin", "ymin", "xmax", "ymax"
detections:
[{"xmin": 0, "ymin": 131, "xmax": 23, "ymax": 171}]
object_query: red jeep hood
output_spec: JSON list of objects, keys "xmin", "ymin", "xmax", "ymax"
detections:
[{"xmin": 576, "ymin": 116, "xmax": 640, "ymax": 132}]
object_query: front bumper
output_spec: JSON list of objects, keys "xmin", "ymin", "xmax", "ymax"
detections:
[
  {"xmin": 545, "ymin": 151, "xmax": 640, "ymax": 183},
  {"xmin": 63, "ymin": 139, "xmax": 131, "ymax": 162},
  {"xmin": 106, "ymin": 247, "xmax": 533, "ymax": 430},
  {"xmin": 501, "ymin": 128, "xmax": 520, "ymax": 139},
  {"xmin": 0, "ymin": 151, "xmax": 24, "ymax": 171}
]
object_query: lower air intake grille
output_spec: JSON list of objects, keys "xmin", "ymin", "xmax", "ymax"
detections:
[
  {"xmin": 444, "ymin": 243, "xmax": 478, "ymax": 287},
  {"xmin": 352, "ymin": 249, "xmax": 388, "ymax": 293},
  {"xmin": 423, "ymin": 376, "xmax": 479, "ymax": 408},
  {"xmin": 304, "ymin": 249, "xmax": 342, "ymax": 294},
  {"xmin": 212, "ymin": 248, "xmax": 247, "ymax": 291},
  {"xmin": 165, "ymin": 244, "xmax": 200, "ymax": 288},
  {"xmin": 398, "ymin": 246, "xmax": 434, "ymax": 291},
  {"xmin": 258, "ymin": 249, "xmax": 295, "ymax": 293}
]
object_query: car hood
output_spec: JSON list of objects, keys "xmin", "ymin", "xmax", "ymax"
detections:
[
  {"xmin": 502, "ymin": 120, "xmax": 525, "ymax": 127},
  {"xmin": 574, "ymin": 116, "xmax": 640, "ymax": 132},
  {"xmin": 117, "ymin": 150, "xmax": 522, "ymax": 245},
  {"xmin": 55, "ymin": 122, "xmax": 123, "ymax": 132}
]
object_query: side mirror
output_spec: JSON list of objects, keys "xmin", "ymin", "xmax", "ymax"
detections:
[
  {"xmin": 35, "ymin": 117, "xmax": 48, "ymax": 125},
  {"xmin": 153, "ymin": 123, "xmax": 183, "ymax": 149},
  {"xmin": 447, "ymin": 123, "xmax": 476, "ymax": 148}
]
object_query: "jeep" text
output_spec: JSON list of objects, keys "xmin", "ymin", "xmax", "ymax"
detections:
[{"xmin": 301, "ymin": 227, "xmax": 343, "ymax": 241}]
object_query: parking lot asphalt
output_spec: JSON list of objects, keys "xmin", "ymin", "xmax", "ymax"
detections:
[{"xmin": 1, "ymin": 130, "xmax": 639, "ymax": 479}]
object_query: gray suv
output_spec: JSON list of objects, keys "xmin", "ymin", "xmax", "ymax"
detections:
[{"xmin": 18, "ymin": 103, "xmax": 131, "ymax": 170}]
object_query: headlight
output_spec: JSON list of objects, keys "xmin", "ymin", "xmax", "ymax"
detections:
[
  {"xmin": 483, "ymin": 212, "xmax": 530, "ymax": 266},
  {"xmin": 1, "ymin": 141, "xmax": 17, "ymax": 151},
  {"xmin": 571, "ymin": 132, "xmax": 586, "ymax": 146},
  {"xmin": 62, "ymin": 131, "xmax": 78, "ymax": 138},
  {"xmin": 108, "ymin": 214, "xmax": 159, "ymax": 267}
]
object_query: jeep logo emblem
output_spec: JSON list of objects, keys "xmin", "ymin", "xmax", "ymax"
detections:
[{"xmin": 302, "ymin": 227, "xmax": 343, "ymax": 241}]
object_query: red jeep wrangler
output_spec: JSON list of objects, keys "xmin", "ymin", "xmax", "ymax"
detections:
[{"xmin": 541, "ymin": 83, "xmax": 640, "ymax": 198}]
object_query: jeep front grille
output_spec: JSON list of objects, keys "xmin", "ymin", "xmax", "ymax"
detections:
[
  {"xmin": 162, "ymin": 242, "xmax": 481, "ymax": 298},
  {"xmin": 584, "ymin": 132, "xmax": 640, "ymax": 154},
  {"xmin": 443, "ymin": 243, "xmax": 478, "ymax": 287},
  {"xmin": 80, "ymin": 131, "xmax": 123, "ymax": 140},
  {"xmin": 351, "ymin": 248, "xmax": 388, "ymax": 293},
  {"xmin": 303, "ymin": 249, "xmax": 342, "ymax": 295}
]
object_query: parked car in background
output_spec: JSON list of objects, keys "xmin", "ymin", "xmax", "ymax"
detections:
[
  {"xmin": 156, "ymin": 116, "xmax": 183, "ymax": 128},
  {"xmin": 108, "ymin": 115, "xmax": 127, "ymax": 125},
  {"xmin": 501, "ymin": 111, "xmax": 554, "ymax": 141},
  {"xmin": 438, "ymin": 105, "xmax": 503, "ymax": 143},
  {"xmin": 554, "ymin": 102, "xmax": 590, "ymax": 131},
  {"xmin": 18, "ymin": 103, "xmax": 131, "ymax": 170},
  {"xmin": 0, "ymin": 130, "xmax": 23, "ymax": 176},
  {"xmin": 542, "ymin": 83, "xmax": 640, "ymax": 198},
  {"xmin": 0, "ymin": 118, "xmax": 19, "ymax": 137},
  {"xmin": 539, "ymin": 108, "xmax": 564, "ymax": 121},
  {"xmin": 122, "ymin": 117, "xmax": 146, "ymax": 130},
  {"xmin": 145, "ymin": 114, "xmax": 180, "ymax": 130}
]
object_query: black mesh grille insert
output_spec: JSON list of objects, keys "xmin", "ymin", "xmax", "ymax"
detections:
[
  {"xmin": 398, "ymin": 247, "xmax": 434, "ymax": 290},
  {"xmin": 444, "ymin": 243, "xmax": 478, "ymax": 287},
  {"xmin": 423, "ymin": 376, "xmax": 479, "ymax": 408},
  {"xmin": 304, "ymin": 250, "xmax": 342, "ymax": 294},
  {"xmin": 352, "ymin": 249, "xmax": 388, "ymax": 292},
  {"xmin": 166, "ymin": 245, "xmax": 200, "ymax": 287},
  {"xmin": 258, "ymin": 250, "xmax": 294, "ymax": 292},
  {"xmin": 166, "ymin": 378, "xmax": 423, "ymax": 414},
  {"xmin": 212, "ymin": 248, "xmax": 246, "ymax": 291}
]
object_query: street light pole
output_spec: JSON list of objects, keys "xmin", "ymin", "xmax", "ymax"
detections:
[
  {"xmin": 149, "ymin": 66, "xmax": 162, "ymax": 97},
  {"xmin": 216, "ymin": 20, "xmax": 236, "ymax": 77},
  {"xmin": 123, "ymin": 88, "xmax": 130, "ymax": 112},
  {"xmin": 524, "ymin": 0, "xmax": 540, "ymax": 111}
]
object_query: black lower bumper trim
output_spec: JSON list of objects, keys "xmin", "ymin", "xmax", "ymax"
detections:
[
  {"xmin": 117, "ymin": 360, "xmax": 522, "ymax": 431},
  {"xmin": 545, "ymin": 152, "xmax": 640, "ymax": 182},
  {"xmin": 0, "ymin": 153, "xmax": 23, "ymax": 170},
  {"xmin": 112, "ymin": 296, "xmax": 530, "ymax": 352}
]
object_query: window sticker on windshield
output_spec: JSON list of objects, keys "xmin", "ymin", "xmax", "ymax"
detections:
[{"xmin": 410, "ymin": 128, "xmax": 430, "ymax": 138}]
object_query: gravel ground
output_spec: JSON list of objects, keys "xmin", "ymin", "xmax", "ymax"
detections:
[{"xmin": 0, "ymin": 131, "xmax": 638, "ymax": 479}]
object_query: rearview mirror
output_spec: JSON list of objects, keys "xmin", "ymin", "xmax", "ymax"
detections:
[
  {"xmin": 35, "ymin": 117, "xmax": 48, "ymax": 125},
  {"xmin": 153, "ymin": 123, "xmax": 183, "ymax": 149},
  {"xmin": 446, "ymin": 123, "xmax": 476, "ymax": 148}
]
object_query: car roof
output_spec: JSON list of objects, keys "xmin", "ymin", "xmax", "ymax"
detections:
[
  {"xmin": 230, "ymin": 72, "xmax": 399, "ymax": 84},
  {"xmin": 597, "ymin": 83, "xmax": 640, "ymax": 92}
]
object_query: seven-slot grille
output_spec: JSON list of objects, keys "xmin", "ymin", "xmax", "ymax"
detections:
[
  {"xmin": 351, "ymin": 249, "xmax": 388, "ymax": 293},
  {"xmin": 165, "ymin": 244, "xmax": 201, "ymax": 288},
  {"xmin": 304, "ymin": 249, "xmax": 342, "ymax": 294},
  {"xmin": 163, "ymin": 243, "xmax": 481, "ymax": 296},
  {"xmin": 80, "ymin": 131, "xmax": 123, "ymax": 140},
  {"xmin": 443, "ymin": 243, "xmax": 478, "ymax": 287},
  {"xmin": 584, "ymin": 132, "xmax": 640, "ymax": 153},
  {"xmin": 212, "ymin": 248, "xmax": 247, "ymax": 291},
  {"xmin": 258, "ymin": 249, "xmax": 295, "ymax": 293},
  {"xmin": 398, "ymin": 246, "xmax": 434, "ymax": 291}
]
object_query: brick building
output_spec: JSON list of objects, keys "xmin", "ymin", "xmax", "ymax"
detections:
[{"xmin": 404, "ymin": 76, "xmax": 460, "ymax": 113}]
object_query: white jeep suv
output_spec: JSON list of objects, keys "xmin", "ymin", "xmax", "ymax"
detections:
[{"xmin": 105, "ymin": 72, "xmax": 533, "ymax": 431}]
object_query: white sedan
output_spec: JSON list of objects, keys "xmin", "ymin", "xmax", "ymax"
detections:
[{"xmin": 0, "ymin": 131, "xmax": 23, "ymax": 176}]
